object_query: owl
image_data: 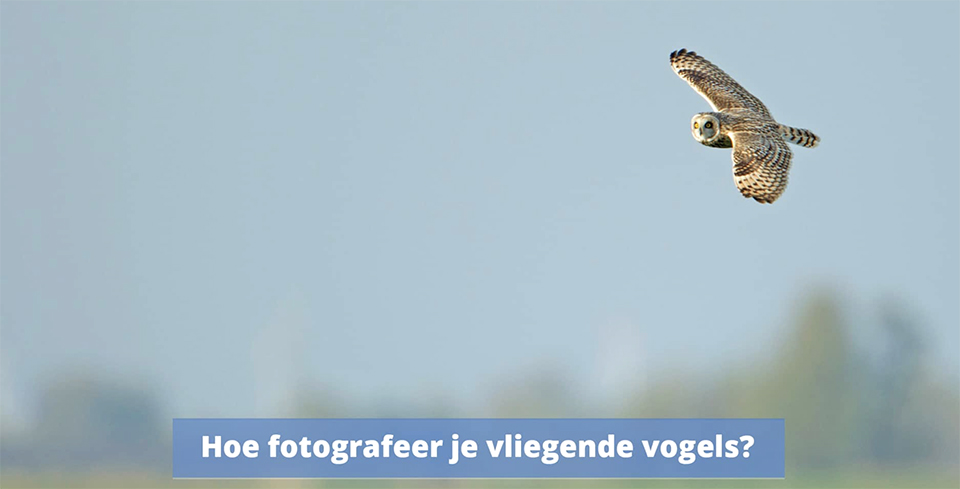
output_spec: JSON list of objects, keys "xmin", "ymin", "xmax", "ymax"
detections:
[{"xmin": 670, "ymin": 48, "xmax": 819, "ymax": 204}]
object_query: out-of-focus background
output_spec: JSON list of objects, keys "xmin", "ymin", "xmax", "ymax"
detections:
[{"xmin": 2, "ymin": 1, "xmax": 957, "ymax": 488}]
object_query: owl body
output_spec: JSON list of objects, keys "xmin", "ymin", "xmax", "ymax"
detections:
[{"xmin": 670, "ymin": 49, "xmax": 820, "ymax": 204}]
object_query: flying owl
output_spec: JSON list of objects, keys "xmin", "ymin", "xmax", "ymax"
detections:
[{"xmin": 670, "ymin": 48, "xmax": 819, "ymax": 204}]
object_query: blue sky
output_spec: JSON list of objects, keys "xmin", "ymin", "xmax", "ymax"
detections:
[{"xmin": 2, "ymin": 1, "xmax": 958, "ymax": 418}]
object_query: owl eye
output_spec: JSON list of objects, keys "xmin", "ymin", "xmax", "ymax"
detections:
[
  {"xmin": 693, "ymin": 122, "xmax": 699, "ymax": 129},
  {"xmin": 705, "ymin": 121, "xmax": 713, "ymax": 129}
]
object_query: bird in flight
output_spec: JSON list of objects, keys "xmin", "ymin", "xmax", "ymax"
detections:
[{"xmin": 670, "ymin": 48, "xmax": 819, "ymax": 204}]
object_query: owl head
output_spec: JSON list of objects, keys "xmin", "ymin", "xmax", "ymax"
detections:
[{"xmin": 691, "ymin": 113, "xmax": 722, "ymax": 145}]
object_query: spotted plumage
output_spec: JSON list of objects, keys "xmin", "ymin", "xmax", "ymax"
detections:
[{"xmin": 670, "ymin": 48, "xmax": 819, "ymax": 204}]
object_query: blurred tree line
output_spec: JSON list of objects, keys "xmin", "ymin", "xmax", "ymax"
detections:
[
  {"xmin": 0, "ymin": 375, "xmax": 168, "ymax": 471},
  {"xmin": 299, "ymin": 287, "xmax": 960, "ymax": 473},
  {"xmin": 1, "ymin": 288, "xmax": 957, "ymax": 477},
  {"xmin": 619, "ymin": 289, "xmax": 960, "ymax": 473}
]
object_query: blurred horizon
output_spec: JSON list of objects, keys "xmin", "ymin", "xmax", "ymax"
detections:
[
  {"xmin": 2, "ymin": 284, "xmax": 958, "ymax": 484},
  {"xmin": 1, "ymin": 1, "xmax": 958, "ymax": 487}
]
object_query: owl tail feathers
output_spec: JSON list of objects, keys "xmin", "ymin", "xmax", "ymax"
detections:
[{"xmin": 779, "ymin": 124, "xmax": 820, "ymax": 148}]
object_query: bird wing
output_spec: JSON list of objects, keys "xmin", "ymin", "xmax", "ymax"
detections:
[
  {"xmin": 730, "ymin": 130, "xmax": 793, "ymax": 204},
  {"xmin": 670, "ymin": 49, "xmax": 772, "ymax": 118}
]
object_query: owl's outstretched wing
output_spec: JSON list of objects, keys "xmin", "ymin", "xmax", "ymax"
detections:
[
  {"xmin": 670, "ymin": 49, "xmax": 771, "ymax": 118},
  {"xmin": 730, "ymin": 130, "xmax": 792, "ymax": 204}
]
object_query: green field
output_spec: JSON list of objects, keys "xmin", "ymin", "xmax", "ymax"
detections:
[{"xmin": 3, "ymin": 469, "xmax": 958, "ymax": 489}]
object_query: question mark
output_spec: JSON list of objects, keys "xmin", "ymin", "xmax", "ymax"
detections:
[{"xmin": 739, "ymin": 435, "xmax": 755, "ymax": 458}]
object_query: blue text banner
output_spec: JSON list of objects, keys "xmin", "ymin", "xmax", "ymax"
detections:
[{"xmin": 173, "ymin": 418, "xmax": 784, "ymax": 479}]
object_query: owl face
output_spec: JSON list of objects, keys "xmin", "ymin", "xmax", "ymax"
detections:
[{"xmin": 691, "ymin": 113, "xmax": 721, "ymax": 145}]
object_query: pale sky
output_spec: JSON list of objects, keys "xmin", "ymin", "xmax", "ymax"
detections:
[{"xmin": 2, "ymin": 1, "xmax": 958, "ymax": 419}]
